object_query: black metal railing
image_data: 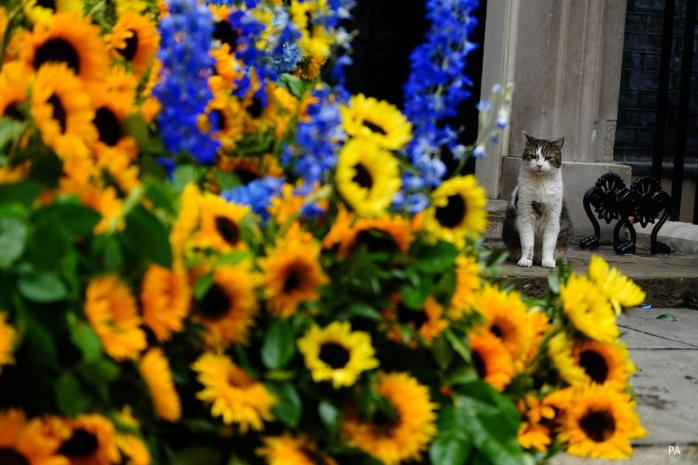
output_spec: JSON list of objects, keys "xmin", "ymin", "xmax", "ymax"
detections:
[{"xmin": 651, "ymin": 0, "xmax": 697, "ymax": 224}]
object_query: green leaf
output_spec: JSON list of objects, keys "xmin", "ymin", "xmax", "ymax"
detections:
[
  {"xmin": 413, "ymin": 242, "xmax": 458, "ymax": 274},
  {"xmin": 430, "ymin": 404, "xmax": 473, "ymax": 465},
  {"xmin": 656, "ymin": 313, "xmax": 678, "ymax": 321},
  {"xmin": 400, "ymin": 282, "xmax": 429, "ymax": 310},
  {"xmin": 41, "ymin": 203, "xmax": 100, "ymax": 235},
  {"xmin": 268, "ymin": 382, "xmax": 302, "ymax": 428},
  {"xmin": 55, "ymin": 373, "xmax": 90, "ymax": 416},
  {"xmin": 79, "ymin": 357, "xmax": 120, "ymax": 383},
  {"xmin": 444, "ymin": 365, "xmax": 478, "ymax": 386},
  {"xmin": 194, "ymin": 273, "xmax": 214, "ymax": 300},
  {"xmin": 68, "ymin": 314, "xmax": 102, "ymax": 362},
  {"xmin": 123, "ymin": 205, "xmax": 172, "ymax": 267},
  {"xmin": 280, "ymin": 73, "xmax": 305, "ymax": 98},
  {"xmin": 172, "ymin": 447, "xmax": 223, "ymax": 465},
  {"xmin": 102, "ymin": 236, "xmax": 124, "ymax": 272},
  {"xmin": 16, "ymin": 304, "xmax": 57, "ymax": 367},
  {"xmin": 123, "ymin": 113, "xmax": 151, "ymax": 149},
  {"xmin": 172, "ymin": 165, "xmax": 201, "ymax": 192},
  {"xmin": 214, "ymin": 171, "xmax": 240, "ymax": 191},
  {"xmin": 0, "ymin": 118, "xmax": 26, "ymax": 149},
  {"xmin": 0, "ymin": 182, "xmax": 40, "ymax": 206},
  {"xmin": 547, "ymin": 272, "xmax": 560, "ymax": 294},
  {"xmin": 432, "ymin": 333, "xmax": 454, "ymax": 370},
  {"xmin": 319, "ymin": 400, "xmax": 340, "ymax": 431},
  {"xmin": 216, "ymin": 250, "xmax": 251, "ymax": 267},
  {"xmin": 261, "ymin": 318, "xmax": 295, "ymax": 369},
  {"xmin": 0, "ymin": 216, "xmax": 27, "ymax": 268},
  {"xmin": 446, "ymin": 329, "xmax": 472, "ymax": 364},
  {"xmin": 18, "ymin": 272, "xmax": 67, "ymax": 303},
  {"xmin": 144, "ymin": 178, "xmax": 176, "ymax": 214},
  {"xmin": 341, "ymin": 303, "xmax": 381, "ymax": 320}
]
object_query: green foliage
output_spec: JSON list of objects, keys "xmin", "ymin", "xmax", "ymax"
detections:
[{"xmin": 261, "ymin": 318, "xmax": 296, "ymax": 370}]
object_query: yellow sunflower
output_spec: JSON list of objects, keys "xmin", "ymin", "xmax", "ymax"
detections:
[
  {"xmin": 22, "ymin": 0, "xmax": 82, "ymax": 25},
  {"xmin": 139, "ymin": 348, "xmax": 181, "ymax": 422},
  {"xmin": 448, "ymin": 255, "xmax": 481, "ymax": 319},
  {"xmin": 516, "ymin": 395, "xmax": 555, "ymax": 452},
  {"xmin": 298, "ymin": 321, "xmax": 378, "ymax": 389},
  {"xmin": 141, "ymin": 264, "xmax": 191, "ymax": 342},
  {"xmin": 290, "ymin": 0, "xmax": 332, "ymax": 61},
  {"xmin": 558, "ymin": 385, "xmax": 645, "ymax": 459},
  {"xmin": 106, "ymin": 9, "xmax": 159, "ymax": 76},
  {"xmin": 170, "ymin": 183, "xmax": 202, "ymax": 256},
  {"xmin": 0, "ymin": 410, "xmax": 68, "ymax": 465},
  {"xmin": 30, "ymin": 63, "xmax": 96, "ymax": 180},
  {"xmin": 560, "ymin": 274, "xmax": 618, "ymax": 342},
  {"xmin": 88, "ymin": 87, "xmax": 138, "ymax": 164},
  {"xmin": 418, "ymin": 296, "xmax": 449, "ymax": 343},
  {"xmin": 218, "ymin": 154, "xmax": 283, "ymax": 185},
  {"xmin": 192, "ymin": 353, "xmax": 276, "ymax": 432},
  {"xmin": 201, "ymin": 93, "xmax": 245, "ymax": 149},
  {"xmin": 339, "ymin": 215, "xmax": 413, "ymax": 257},
  {"xmin": 341, "ymin": 372, "xmax": 437, "ymax": 465},
  {"xmin": 195, "ymin": 193, "xmax": 251, "ymax": 252},
  {"xmin": 548, "ymin": 333, "xmax": 634, "ymax": 389},
  {"xmin": 424, "ymin": 175, "xmax": 487, "ymax": 247},
  {"xmin": 84, "ymin": 274, "xmax": 147, "ymax": 361},
  {"xmin": 0, "ymin": 162, "xmax": 31, "ymax": 184},
  {"xmin": 59, "ymin": 414, "xmax": 120, "ymax": 465},
  {"xmin": 336, "ymin": 138, "xmax": 401, "ymax": 217},
  {"xmin": 588, "ymin": 256, "xmax": 645, "ymax": 314},
  {"xmin": 472, "ymin": 285, "xmax": 534, "ymax": 365},
  {"xmin": 259, "ymin": 234, "xmax": 328, "ymax": 317},
  {"xmin": 340, "ymin": 95, "xmax": 412, "ymax": 151},
  {"xmin": 22, "ymin": 13, "xmax": 107, "ymax": 82},
  {"xmin": 0, "ymin": 312, "xmax": 16, "ymax": 369},
  {"xmin": 0, "ymin": 62, "xmax": 30, "ymax": 121},
  {"xmin": 193, "ymin": 264, "xmax": 259, "ymax": 348},
  {"xmin": 468, "ymin": 330, "xmax": 515, "ymax": 391},
  {"xmin": 257, "ymin": 435, "xmax": 338, "ymax": 465},
  {"xmin": 116, "ymin": 434, "xmax": 150, "ymax": 465},
  {"xmin": 104, "ymin": 66, "xmax": 138, "ymax": 102}
]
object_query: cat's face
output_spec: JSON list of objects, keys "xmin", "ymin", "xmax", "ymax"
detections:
[{"xmin": 521, "ymin": 131, "xmax": 564, "ymax": 175}]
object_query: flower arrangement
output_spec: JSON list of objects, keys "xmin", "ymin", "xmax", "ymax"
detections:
[{"xmin": 0, "ymin": 1, "xmax": 647, "ymax": 465}]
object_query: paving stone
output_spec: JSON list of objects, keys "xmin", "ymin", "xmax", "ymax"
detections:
[
  {"xmin": 552, "ymin": 445, "xmax": 698, "ymax": 465},
  {"xmin": 619, "ymin": 309, "xmax": 698, "ymax": 348}
]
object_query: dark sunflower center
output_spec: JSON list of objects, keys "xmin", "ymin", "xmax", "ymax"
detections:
[
  {"xmin": 199, "ymin": 284, "xmax": 231, "ymax": 321},
  {"xmin": 472, "ymin": 349, "xmax": 486, "ymax": 378},
  {"xmin": 490, "ymin": 324, "xmax": 503, "ymax": 338},
  {"xmin": 305, "ymin": 12, "xmax": 315, "ymax": 37},
  {"xmin": 3, "ymin": 102, "xmax": 23, "ymax": 120},
  {"xmin": 0, "ymin": 449, "xmax": 30, "ymax": 465},
  {"xmin": 36, "ymin": 0, "xmax": 56, "ymax": 9},
  {"xmin": 354, "ymin": 229, "xmax": 398, "ymax": 254},
  {"xmin": 245, "ymin": 97, "xmax": 264, "ymax": 118},
  {"xmin": 579, "ymin": 350, "xmax": 609, "ymax": 384},
  {"xmin": 362, "ymin": 120, "xmax": 387, "ymax": 135},
  {"xmin": 94, "ymin": 107, "xmax": 122, "ymax": 146},
  {"xmin": 435, "ymin": 194, "xmax": 466, "ymax": 228},
  {"xmin": 118, "ymin": 30, "xmax": 139, "ymax": 62},
  {"xmin": 300, "ymin": 447, "xmax": 332, "ymax": 465},
  {"xmin": 352, "ymin": 163, "xmax": 373, "ymax": 189},
  {"xmin": 48, "ymin": 94, "xmax": 67, "ymax": 133},
  {"xmin": 579, "ymin": 410, "xmax": 616, "ymax": 443},
  {"xmin": 397, "ymin": 304, "xmax": 428, "ymax": 328},
  {"xmin": 213, "ymin": 20, "xmax": 240, "ymax": 50},
  {"xmin": 234, "ymin": 167, "xmax": 260, "ymax": 185},
  {"xmin": 371, "ymin": 405, "xmax": 399, "ymax": 428},
  {"xmin": 59, "ymin": 429, "xmax": 99, "ymax": 457},
  {"xmin": 212, "ymin": 109, "xmax": 226, "ymax": 132},
  {"xmin": 33, "ymin": 38, "xmax": 80, "ymax": 74},
  {"xmin": 282, "ymin": 264, "xmax": 306, "ymax": 293},
  {"xmin": 318, "ymin": 342, "xmax": 350, "ymax": 369},
  {"xmin": 214, "ymin": 216, "xmax": 240, "ymax": 246}
]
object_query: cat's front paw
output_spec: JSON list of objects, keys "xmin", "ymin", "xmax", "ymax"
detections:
[
  {"xmin": 541, "ymin": 257, "xmax": 556, "ymax": 268},
  {"xmin": 517, "ymin": 257, "xmax": 533, "ymax": 267}
]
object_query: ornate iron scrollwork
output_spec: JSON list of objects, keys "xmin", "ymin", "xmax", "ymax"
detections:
[{"xmin": 580, "ymin": 174, "xmax": 671, "ymax": 255}]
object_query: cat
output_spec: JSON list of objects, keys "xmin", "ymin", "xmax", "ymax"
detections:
[{"xmin": 502, "ymin": 131, "xmax": 574, "ymax": 268}]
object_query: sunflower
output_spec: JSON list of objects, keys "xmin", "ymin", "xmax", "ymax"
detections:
[
  {"xmin": 0, "ymin": 410, "xmax": 68, "ymax": 465},
  {"xmin": 106, "ymin": 9, "xmax": 159, "ymax": 76},
  {"xmin": 290, "ymin": 0, "xmax": 332, "ymax": 61},
  {"xmin": 30, "ymin": 64, "xmax": 96, "ymax": 180},
  {"xmin": 338, "ymin": 216, "xmax": 413, "ymax": 257},
  {"xmin": 170, "ymin": 184, "xmax": 202, "ymax": 256},
  {"xmin": 560, "ymin": 274, "xmax": 618, "ymax": 342},
  {"xmin": 340, "ymin": 95, "xmax": 412, "ymax": 151},
  {"xmin": 59, "ymin": 414, "xmax": 120, "ymax": 465},
  {"xmin": 259, "ymin": 234, "xmax": 328, "ymax": 317},
  {"xmin": 116, "ymin": 434, "xmax": 150, "ymax": 465},
  {"xmin": 516, "ymin": 395, "xmax": 555, "ymax": 452},
  {"xmin": 192, "ymin": 353, "xmax": 276, "ymax": 432},
  {"xmin": 448, "ymin": 255, "xmax": 481, "ymax": 319},
  {"xmin": 336, "ymin": 138, "xmax": 401, "ymax": 217},
  {"xmin": 424, "ymin": 175, "xmax": 487, "ymax": 247},
  {"xmin": 193, "ymin": 264, "xmax": 259, "ymax": 348},
  {"xmin": 558, "ymin": 385, "xmax": 645, "ymax": 459},
  {"xmin": 195, "ymin": 193, "xmax": 251, "ymax": 252},
  {"xmin": 341, "ymin": 372, "xmax": 437, "ymax": 465},
  {"xmin": 22, "ymin": 0, "xmax": 82, "ymax": 25},
  {"xmin": 0, "ymin": 62, "xmax": 30, "ymax": 121},
  {"xmin": 218, "ymin": 154, "xmax": 283, "ymax": 185},
  {"xmin": 201, "ymin": 93, "xmax": 245, "ymax": 149},
  {"xmin": 22, "ymin": 13, "xmax": 107, "ymax": 82},
  {"xmin": 141, "ymin": 264, "xmax": 191, "ymax": 342},
  {"xmin": 0, "ymin": 162, "xmax": 31, "ymax": 184},
  {"xmin": 88, "ymin": 88, "xmax": 138, "ymax": 164},
  {"xmin": 139, "ymin": 348, "xmax": 181, "ymax": 422},
  {"xmin": 104, "ymin": 66, "xmax": 138, "ymax": 102},
  {"xmin": 418, "ymin": 296, "xmax": 449, "ymax": 343},
  {"xmin": 57, "ymin": 178, "xmax": 123, "ymax": 233},
  {"xmin": 468, "ymin": 330, "xmax": 515, "ymax": 391},
  {"xmin": 0, "ymin": 312, "xmax": 16, "ymax": 369},
  {"xmin": 472, "ymin": 285, "xmax": 534, "ymax": 365},
  {"xmin": 84, "ymin": 274, "xmax": 147, "ymax": 361},
  {"xmin": 298, "ymin": 321, "xmax": 378, "ymax": 388},
  {"xmin": 257, "ymin": 435, "xmax": 338, "ymax": 465},
  {"xmin": 588, "ymin": 256, "xmax": 645, "ymax": 314},
  {"xmin": 548, "ymin": 333, "xmax": 633, "ymax": 389}
]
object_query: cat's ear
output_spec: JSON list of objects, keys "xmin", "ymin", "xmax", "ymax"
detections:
[
  {"xmin": 521, "ymin": 131, "xmax": 535, "ymax": 145},
  {"xmin": 553, "ymin": 137, "xmax": 565, "ymax": 149}
]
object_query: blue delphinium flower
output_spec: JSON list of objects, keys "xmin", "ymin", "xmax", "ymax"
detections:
[
  {"xmin": 221, "ymin": 176, "xmax": 285, "ymax": 220},
  {"xmin": 155, "ymin": 0, "xmax": 219, "ymax": 164},
  {"xmin": 267, "ymin": 6, "xmax": 302, "ymax": 75},
  {"xmin": 400, "ymin": 0, "xmax": 480, "ymax": 211}
]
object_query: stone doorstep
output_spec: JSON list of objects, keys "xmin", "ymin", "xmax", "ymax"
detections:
[{"xmin": 635, "ymin": 221, "xmax": 698, "ymax": 255}]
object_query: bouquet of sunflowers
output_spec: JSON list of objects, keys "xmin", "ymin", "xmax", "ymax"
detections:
[{"xmin": 0, "ymin": 0, "xmax": 647, "ymax": 464}]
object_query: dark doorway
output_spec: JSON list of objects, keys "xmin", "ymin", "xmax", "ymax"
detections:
[{"xmin": 345, "ymin": 0, "xmax": 488, "ymax": 177}]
